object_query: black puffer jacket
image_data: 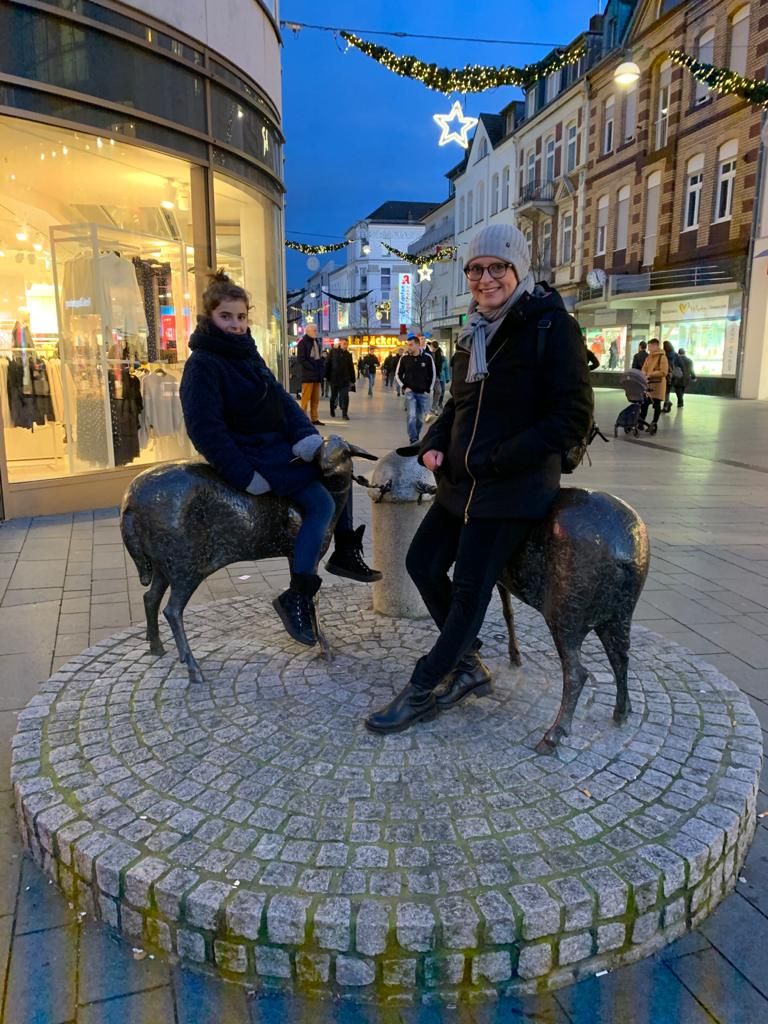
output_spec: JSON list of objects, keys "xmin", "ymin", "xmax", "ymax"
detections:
[{"xmin": 418, "ymin": 286, "xmax": 593, "ymax": 520}]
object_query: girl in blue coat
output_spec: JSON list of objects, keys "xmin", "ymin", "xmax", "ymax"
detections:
[{"xmin": 180, "ymin": 272, "xmax": 380, "ymax": 645}]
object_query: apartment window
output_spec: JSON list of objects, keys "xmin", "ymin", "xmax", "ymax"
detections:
[
  {"xmin": 526, "ymin": 89, "xmax": 536, "ymax": 118},
  {"xmin": 623, "ymin": 84, "xmax": 638, "ymax": 142},
  {"xmin": 467, "ymin": 190, "xmax": 474, "ymax": 225},
  {"xmin": 560, "ymin": 211, "xmax": 573, "ymax": 264},
  {"xmin": 603, "ymin": 97, "xmax": 615, "ymax": 154},
  {"xmin": 546, "ymin": 70, "xmax": 560, "ymax": 103},
  {"xmin": 643, "ymin": 171, "xmax": 661, "ymax": 266},
  {"xmin": 380, "ymin": 267, "xmax": 391, "ymax": 292},
  {"xmin": 527, "ymin": 150, "xmax": 536, "ymax": 185},
  {"xmin": 595, "ymin": 195, "xmax": 609, "ymax": 255},
  {"xmin": 714, "ymin": 140, "xmax": 738, "ymax": 222},
  {"xmin": 541, "ymin": 219, "xmax": 552, "ymax": 268},
  {"xmin": 478, "ymin": 137, "xmax": 489, "ymax": 159},
  {"xmin": 615, "ymin": 185, "xmax": 630, "ymax": 250},
  {"xmin": 684, "ymin": 153, "xmax": 704, "ymax": 230},
  {"xmin": 457, "ymin": 258, "xmax": 464, "ymax": 294},
  {"xmin": 458, "ymin": 195, "xmax": 465, "ymax": 233},
  {"xmin": 695, "ymin": 30, "xmax": 715, "ymax": 104},
  {"xmin": 655, "ymin": 61, "xmax": 672, "ymax": 150},
  {"xmin": 476, "ymin": 181, "xmax": 485, "ymax": 223},
  {"xmin": 523, "ymin": 226, "xmax": 533, "ymax": 253},
  {"xmin": 490, "ymin": 172, "xmax": 500, "ymax": 215},
  {"xmin": 501, "ymin": 165, "xmax": 510, "ymax": 208},
  {"xmin": 545, "ymin": 136, "xmax": 555, "ymax": 181},
  {"xmin": 730, "ymin": 7, "xmax": 750, "ymax": 77},
  {"xmin": 566, "ymin": 123, "xmax": 578, "ymax": 172}
]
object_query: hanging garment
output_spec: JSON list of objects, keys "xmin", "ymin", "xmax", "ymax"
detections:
[
  {"xmin": 61, "ymin": 252, "xmax": 148, "ymax": 339},
  {"xmin": 109, "ymin": 367, "xmax": 143, "ymax": 466},
  {"xmin": 46, "ymin": 358, "xmax": 65, "ymax": 423},
  {"xmin": 138, "ymin": 370, "xmax": 184, "ymax": 448},
  {"xmin": 0, "ymin": 358, "xmax": 11, "ymax": 428},
  {"xmin": 132, "ymin": 258, "xmax": 171, "ymax": 362}
]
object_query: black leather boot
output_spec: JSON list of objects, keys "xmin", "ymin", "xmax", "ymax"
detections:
[
  {"xmin": 326, "ymin": 525, "xmax": 382, "ymax": 583},
  {"xmin": 435, "ymin": 651, "xmax": 493, "ymax": 710},
  {"xmin": 272, "ymin": 573, "xmax": 321, "ymax": 646},
  {"xmin": 365, "ymin": 676, "xmax": 438, "ymax": 735}
]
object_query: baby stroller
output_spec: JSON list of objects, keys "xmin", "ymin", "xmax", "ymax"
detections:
[{"xmin": 615, "ymin": 369, "xmax": 650, "ymax": 437}]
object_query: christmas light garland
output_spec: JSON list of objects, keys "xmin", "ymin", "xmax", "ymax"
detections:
[
  {"xmin": 381, "ymin": 242, "xmax": 457, "ymax": 265},
  {"xmin": 322, "ymin": 288, "xmax": 373, "ymax": 303},
  {"xmin": 668, "ymin": 50, "xmax": 768, "ymax": 108},
  {"xmin": 285, "ymin": 240, "xmax": 350, "ymax": 254},
  {"xmin": 340, "ymin": 31, "xmax": 585, "ymax": 94}
]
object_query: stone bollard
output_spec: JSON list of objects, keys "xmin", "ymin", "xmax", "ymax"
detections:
[{"xmin": 367, "ymin": 447, "xmax": 436, "ymax": 618}]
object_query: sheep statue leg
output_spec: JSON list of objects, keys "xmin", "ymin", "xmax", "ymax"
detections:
[
  {"xmin": 143, "ymin": 568, "xmax": 169, "ymax": 656},
  {"xmin": 595, "ymin": 618, "xmax": 633, "ymax": 723},
  {"xmin": 497, "ymin": 584, "xmax": 522, "ymax": 667},
  {"xmin": 536, "ymin": 621, "xmax": 590, "ymax": 755},
  {"xmin": 162, "ymin": 578, "xmax": 205, "ymax": 684}
]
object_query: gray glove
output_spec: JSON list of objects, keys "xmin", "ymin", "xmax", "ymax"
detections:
[
  {"xmin": 292, "ymin": 434, "xmax": 323, "ymax": 463},
  {"xmin": 245, "ymin": 470, "xmax": 271, "ymax": 495}
]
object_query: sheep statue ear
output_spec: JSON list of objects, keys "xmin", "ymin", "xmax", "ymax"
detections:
[{"xmin": 345, "ymin": 442, "xmax": 378, "ymax": 461}]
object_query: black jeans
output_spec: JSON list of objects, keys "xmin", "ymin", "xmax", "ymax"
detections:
[
  {"xmin": 674, "ymin": 385, "xmax": 686, "ymax": 406},
  {"xmin": 640, "ymin": 397, "xmax": 662, "ymax": 424},
  {"xmin": 406, "ymin": 502, "xmax": 535, "ymax": 690},
  {"xmin": 330, "ymin": 384, "xmax": 350, "ymax": 415}
]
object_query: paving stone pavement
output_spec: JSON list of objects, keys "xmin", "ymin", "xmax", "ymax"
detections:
[{"xmin": 0, "ymin": 388, "xmax": 767, "ymax": 1021}]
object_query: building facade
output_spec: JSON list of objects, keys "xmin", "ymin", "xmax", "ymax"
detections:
[
  {"xmin": 0, "ymin": 0, "xmax": 285, "ymax": 519},
  {"xmin": 578, "ymin": 0, "xmax": 763, "ymax": 392},
  {"xmin": 406, "ymin": 197, "xmax": 457, "ymax": 346}
]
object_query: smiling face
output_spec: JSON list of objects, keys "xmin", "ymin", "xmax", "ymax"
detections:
[
  {"xmin": 211, "ymin": 298, "xmax": 249, "ymax": 335},
  {"xmin": 467, "ymin": 258, "xmax": 519, "ymax": 309}
]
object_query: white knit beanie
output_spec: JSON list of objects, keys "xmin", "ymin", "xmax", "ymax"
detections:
[{"xmin": 465, "ymin": 224, "xmax": 532, "ymax": 281}]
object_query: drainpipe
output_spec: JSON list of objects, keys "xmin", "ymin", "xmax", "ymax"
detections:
[{"xmin": 575, "ymin": 79, "xmax": 590, "ymax": 286}]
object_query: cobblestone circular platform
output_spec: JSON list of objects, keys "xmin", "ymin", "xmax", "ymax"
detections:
[{"xmin": 12, "ymin": 589, "xmax": 762, "ymax": 1003}]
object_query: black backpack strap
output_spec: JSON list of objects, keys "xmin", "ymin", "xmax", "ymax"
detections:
[{"xmin": 536, "ymin": 317, "xmax": 552, "ymax": 363}]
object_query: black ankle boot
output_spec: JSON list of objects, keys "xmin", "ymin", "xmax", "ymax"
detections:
[
  {"xmin": 435, "ymin": 652, "xmax": 493, "ymax": 710},
  {"xmin": 273, "ymin": 573, "xmax": 321, "ymax": 646},
  {"xmin": 326, "ymin": 525, "xmax": 382, "ymax": 583},
  {"xmin": 365, "ymin": 666, "xmax": 438, "ymax": 735}
]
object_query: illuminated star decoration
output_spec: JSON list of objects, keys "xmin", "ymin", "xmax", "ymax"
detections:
[
  {"xmin": 417, "ymin": 264, "xmax": 434, "ymax": 282},
  {"xmin": 433, "ymin": 101, "xmax": 478, "ymax": 149}
]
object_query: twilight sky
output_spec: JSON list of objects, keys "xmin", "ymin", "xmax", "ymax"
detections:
[{"xmin": 281, "ymin": 0, "xmax": 602, "ymax": 287}]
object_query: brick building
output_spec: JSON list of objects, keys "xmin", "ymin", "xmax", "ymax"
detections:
[{"xmin": 577, "ymin": 0, "xmax": 762, "ymax": 394}]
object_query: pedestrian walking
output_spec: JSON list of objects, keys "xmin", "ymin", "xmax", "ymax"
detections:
[
  {"xmin": 327, "ymin": 339, "xmax": 356, "ymax": 420},
  {"xmin": 675, "ymin": 348, "xmax": 696, "ymax": 407},
  {"xmin": 382, "ymin": 352, "xmax": 398, "ymax": 388},
  {"xmin": 396, "ymin": 336, "xmax": 435, "ymax": 444},
  {"xmin": 429, "ymin": 341, "xmax": 447, "ymax": 414},
  {"xmin": 662, "ymin": 340, "xmax": 680, "ymax": 413},
  {"xmin": 359, "ymin": 347, "xmax": 380, "ymax": 397},
  {"xmin": 179, "ymin": 272, "xmax": 381, "ymax": 650},
  {"xmin": 297, "ymin": 323, "xmax": 325, "ymax": 425},
  {"xmin": 394, "ymin": 347, "xmax": 406, "ymax": 396},
  {"xmin": 320, "ymin": 348, "xmax": 331, "ymax": 399},
  {"xmin": 608, "ymin": 340, "xmax": 619, "ymax": 369},
  {"xmin": 638, "ymin": 338, "xmax": 668, "ymax": 434},
  {"xmin": 288, "ymin": 351, "xmax": 302, "ymax": 397},
  {"xmin": 631, "ymin": 340, "xmax": 648, "ymax": 371},
  {"xmin": 365, "ymin": 224, "xmax": 593, "ymax": 734}
]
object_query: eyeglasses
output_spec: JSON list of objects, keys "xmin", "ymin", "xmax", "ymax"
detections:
[{"xmin": 463, "ymin": 262, "xmax": 514, "ymax": 282}]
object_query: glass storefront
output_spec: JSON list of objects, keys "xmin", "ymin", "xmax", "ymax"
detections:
[
  {"xmin": 585, "ymin": 326, "xmax": 627, "ymax": 372},
  {"xmin": 0, "ymin": 115, "xmax": 283, "ymax": 486},
  {"xmin": 659, "ymin": 296, "xmax": 741, "ymax": 377}
]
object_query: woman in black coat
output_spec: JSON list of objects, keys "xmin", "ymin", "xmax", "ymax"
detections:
[{"xmin": 365, "ymin": 225, "xmax": 593, "ymax": 734}]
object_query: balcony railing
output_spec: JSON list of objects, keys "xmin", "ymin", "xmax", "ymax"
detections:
[
  {"xmin": 519, "ymin": 179, "xmax": 556, "ymax": 204},
  {"xmin": 609, "ymin": 259, "xmax": 745, "ymax": 296}
]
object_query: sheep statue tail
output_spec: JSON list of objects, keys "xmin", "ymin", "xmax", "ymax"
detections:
[{"xmin": 120, "ymin": 507, "xmax": 153, "ymax": 586}]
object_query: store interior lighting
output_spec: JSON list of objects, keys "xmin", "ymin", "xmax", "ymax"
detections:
[{"xmin": 161, "ymin": 180, "xmax": 176, "ymax": 210}]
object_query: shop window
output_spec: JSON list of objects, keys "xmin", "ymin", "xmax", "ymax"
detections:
[
  {"xmin": 683, "ymin": 154, "xmax": 704, "ymax": 231},
  {"xmin": 714, "ymin": 141, "xmax": 738, "ymax": 222},
  {"xmin": 595, "ymin": 196, "xmax": 609, "ymax": 255},
  {"xmin": 730, "ymin": 7, "xmax": 750, "ymax": 77},
  {"xmin": 615, "ymin": 186, "xmax": 630, "ymax": 251},
  {"xmin": 623, "ymin": 84, "xmax": 638, "ymax": 142},
  {"xmin": 695, "ymin": 30, "xmax": 715, "ymax": 105},
  {"xmin": 603, "ymin": 97, "xmax": 615, "ymax": 155},
  {"xmin": 660, "ymin": 299, "xmax": 739, "ymax": 377},
  {"xmin": 560, "ymin": 212, "xmax": 573, "ymax": 264},
  {"xmin": 586, "ymin": 327, "xmax": 626, "ymax": 372},
  {"xmin": 545, "ymin": 137, "xmax": 555, "ymax": 182},
  {"xmin": 0, "ymin": 114, "xmax": 202, "ymax": 483},
  {"xmin": 655, "ymin": 61, "xmax": 672, "ymax": 149},
  {"xmin": 490, "ymin": 173, "xmax": 500, "ymax": 216},
  {"xmin": 566, "ymin": 123, "xmax": 578, "ymax": 172},
  {"xmin": 501, "ymin": 166, "xmax": 511, "ymax": 208},
  {"xmin": 643, "ymin": 171, "xmax": 662, "ymax": 266}
]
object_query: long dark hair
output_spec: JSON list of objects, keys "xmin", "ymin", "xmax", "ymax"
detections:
[{"xmin": 202, "ymin": 270, "xmax": 250, "ymax": 316}]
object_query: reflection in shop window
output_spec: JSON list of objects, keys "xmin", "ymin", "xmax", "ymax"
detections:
[
  {"xmin": 585, "ymin": 327, "xmax": 626, "ymax": 372},
  {"xmin": 0, "ymin": 115, "xmax": 198, "ymax": 483}
]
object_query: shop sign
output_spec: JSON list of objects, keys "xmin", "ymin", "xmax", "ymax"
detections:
[
  {"xmin": 660, "ymin": 295, "xmax": 729, "ymax": 321},
  {"xmin": 398, "ymin": 273, "xmax": 413, "ymax": 323}
]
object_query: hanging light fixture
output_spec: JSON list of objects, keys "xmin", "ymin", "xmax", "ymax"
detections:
[
  {"xmin": 614, "ymin": 61, "xmax": 641, "ymax": 87},
  {"xmin": 15, "ymin": 225, "xmax": 28, "ymax": 242},
  {"xmin": 161, "ymin": 179, "xmax": 176, "ymax": 210}
]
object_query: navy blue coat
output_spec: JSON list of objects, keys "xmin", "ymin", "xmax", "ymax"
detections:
[
  {"xmin": 180, "ymin": 320, "xmax": 319, "ymax": 496},
  {"xmin": 296, "ymin": 335, "xmax": 325, "ymax": 383}
]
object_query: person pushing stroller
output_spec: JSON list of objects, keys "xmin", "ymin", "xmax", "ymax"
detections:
[{"xmin": 615, "ymin": 367, "xmax": 650, "ymax": 437}]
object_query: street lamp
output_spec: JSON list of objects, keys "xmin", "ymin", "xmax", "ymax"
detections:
[{"xmin": 614, "ymin": 61, "xmax": 641, "ymax": 87}]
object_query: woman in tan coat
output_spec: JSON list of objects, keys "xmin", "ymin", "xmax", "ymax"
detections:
[{"xmin": 640, "ymin": 338, "xmax": 669, "ymax": 434}]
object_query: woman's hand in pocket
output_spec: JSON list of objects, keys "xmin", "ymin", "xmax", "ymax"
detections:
[{"xmin": 423, "ymin": 450, "xmax": 444, "ymax": 473}]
